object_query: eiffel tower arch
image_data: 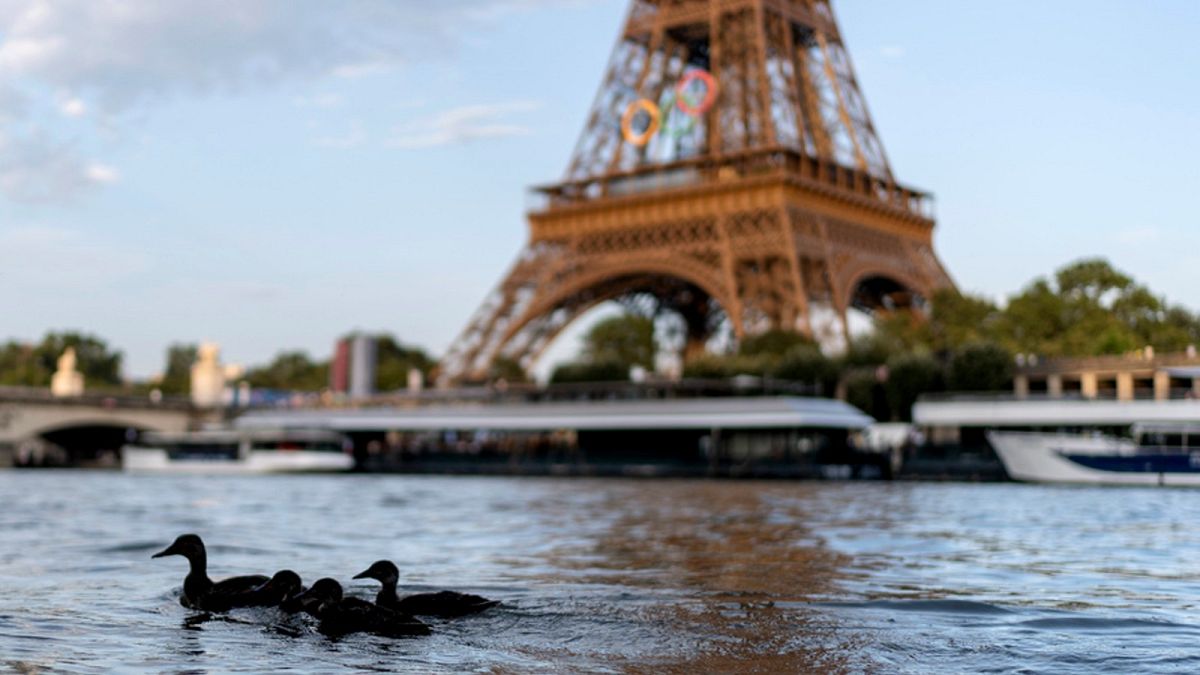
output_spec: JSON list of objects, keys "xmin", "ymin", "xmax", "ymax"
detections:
[{"xmin": 442, "ymin": 0, "xmax": 953, "ymax": 383}]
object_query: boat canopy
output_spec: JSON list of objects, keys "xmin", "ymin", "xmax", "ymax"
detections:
[
  {"xmin": 235, "ymin": 397, "xmax": 873, "ymax": 433},
  {"xmin": 914, "ymin": 397, "xmax": 1200, "ymax": 427}
]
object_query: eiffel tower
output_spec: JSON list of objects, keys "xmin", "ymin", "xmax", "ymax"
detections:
[{"xmin": 442, "ymin": 0, "xmax": 953, "ymax": 383}]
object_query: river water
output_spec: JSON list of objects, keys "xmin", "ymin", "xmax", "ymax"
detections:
[{"xmin": 2, "ymin": 472, "xmax": 1199, "ymax": 673}]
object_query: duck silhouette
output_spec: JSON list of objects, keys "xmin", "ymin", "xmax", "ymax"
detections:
[
  {"xmin": 151, "ymin": 534, "xmax": 269, "ymax": 611},
  {"xmin": 353, "ymin": 560, "xmax": 499, "ymax": 618},
  {"xmin": 295, "ymin": 577, "xmax": 431, "ymax": 638}
]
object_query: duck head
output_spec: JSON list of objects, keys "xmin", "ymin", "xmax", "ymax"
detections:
[
  {"xmin": 258, "ymin": 569, "xmax": 303, "ymax": 599},
  {"xmin": 352, "ymin": 560, "xmax": 399, "ymax": 586},
  {"xmin": 152, "ymin": 534, "xmax": 206, "ymax": 561},
  {"xmin": 294, "ymin": 577, "xmax": 343, "ymax": 615}
]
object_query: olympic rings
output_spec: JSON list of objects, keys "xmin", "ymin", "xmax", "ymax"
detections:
[
  {"xmin": 619, "ymin": 69, "xmax": 718, "ymax": 146},
  {"xmin": 621, "ymin": 98, "xmax": 661, "ymax": 147},
  {"xmin": 675, "ymin": 69, "xmax": 718, "ymax": 116}
]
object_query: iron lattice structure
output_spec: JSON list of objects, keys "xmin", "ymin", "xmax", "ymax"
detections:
[{"xmin": 442, "ymin": 0, "xmax": 953, "ymax": 382}]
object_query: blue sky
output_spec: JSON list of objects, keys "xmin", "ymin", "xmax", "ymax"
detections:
[{"xmin": 1, "ymin": 0, "xmax": 1197, "ymax": 378}]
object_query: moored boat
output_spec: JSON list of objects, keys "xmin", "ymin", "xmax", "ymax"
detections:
[
  {"xmin": 988, "ymin": 423, "xmax": 1200, "ymax": 486},
  {"xmin": 122, "ymin": 429, "xmax": 354, "ymax": 474}
]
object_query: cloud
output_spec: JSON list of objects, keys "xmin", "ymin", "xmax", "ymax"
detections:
[
  {"xmin": 0, "ymin": 0, "xmax": 587, "ymax": 202},
  {"xmin": 387, "ymin": 101, "xmax": 541, "ymax": 149},
  {"xmin": 880, "ymin": 46, "xmax": 906, "ymax": 59},
  {"xmin": 59, "ymin": 96, "xmax": 86, "ymax": 117},
  {"xmin": 0, "ymin": 132, "xmax": 113, "ymax": 202},
  {"xmin": 84, "ymin": 163, "xmax": 120, "ymax": 184}
]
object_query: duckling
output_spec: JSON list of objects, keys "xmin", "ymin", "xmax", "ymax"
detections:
[
  {"xmin": 218, "ymin": 569, "xmax": 305, "ymax": 611},
  {"xmin": 353, "ymin": 560, "xmax": 499, "ymax": 618},
  {"xmin": 295, "ymin": 578, "xmax": 431, "ymax": 638},
  {"xmin": 151, "ymin": 534, "xmax": 269, "ymax": 611}
]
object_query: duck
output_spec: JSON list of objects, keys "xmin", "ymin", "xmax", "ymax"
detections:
[
  {"xmin": 212, "ymin": 569, "xmax": 305, "ymax": 612},
  {"xmin": 353, "ymin": 560, "xmax": 499, "ymax": 618},
  {"xmin": 151, "ymin": 534, "xmax": 269, "ymax": 611},
  {"xmin": 295, "ymin": 578, "xmax": 431, "ymax": 638}
]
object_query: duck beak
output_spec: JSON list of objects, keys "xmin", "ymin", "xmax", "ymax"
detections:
[
  {"xmin": 352, "ymin": 569, "xmax": 372, "ymax": 580},
  {"xmin": 151, "ymin": 543, "xmax": 178, "ymax": 559}
]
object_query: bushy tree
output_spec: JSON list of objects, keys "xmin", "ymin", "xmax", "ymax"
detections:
[
  {"xmin": 374, "ymin": 334, "xmax": 436, "ymax": 391},
  {"xmin": 738, "ymin": 329, "xmax": 816, "ymax": 358},
  {"xmin": 158, "ymin": 343, "xmax": 197, "ymax": 394},
  {"xmin": 884, "ymin": 353, "xmax": 943, "ymax": 421},
  {"xmin": 582, "ymin": 314, "xmax": 656, "ymax": 371},
  {"xmin": 488, "ymin": 356, "xmax": 528, "ymax": 383},
  {"xmin": 947, "ymin": 342, "xmax": 1012, "ymax": 392},
  {"xmin": 38, "ymin": 332, "xmax": 123, "ymax": 386},
  {"xmin": 550, "ymin": 358, "xmax": 629, "ymax": 384},
  {"xmin": 0, "ymin": 332, "xmax": 123, "ymax": 387},
  {"xmin": 246, "ymin": 352, "xmax": 328, "ymax": 391},
  {"xmin": 772, "ymin": 345, "xmax": 838, "ymax": 395}
]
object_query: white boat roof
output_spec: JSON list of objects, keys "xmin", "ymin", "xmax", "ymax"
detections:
[
  {"xmin": 235, "ymin": 397, "xmax": 872, "ymax": 432},
  {"xmin": 914, "ymin": 397, "xmax": 1200, "ymax": 427}
]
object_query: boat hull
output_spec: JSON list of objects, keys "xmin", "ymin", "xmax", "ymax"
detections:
[
  {"xmin": 122, "ymin": 448, "xmax": 354, "ymax": 474},
  {"xmin": 987, "ymin": 431, "xmax": 1200, "ymax": 486}
]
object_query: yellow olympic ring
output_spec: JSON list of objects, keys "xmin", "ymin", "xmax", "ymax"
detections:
[{"xmin": 621, "ymin": 99, "xmax": 661, "ymax": 146}]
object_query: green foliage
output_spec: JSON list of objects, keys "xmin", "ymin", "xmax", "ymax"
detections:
[
  {"xmin": 0, "ymin": 342, "xmax": 46, "ymax": 386},
  {"xmin": 158, "ymin": 343, "xmax": 197, "ymax": 395},
  {"xmin": 992, "ymin": 258, "xmax": 1199, "ymax": 356},
  {"xmin": 947, "ymin": 342, "xmax": 1012, "ymax": 392},
  {"xmin": 884, "ymin": 353, "xmax": 943, "ymax": 422},
  {"xmin": 738, "ymin": 329, "xmax": 816, "ymax": 358},
  {"xmin": 374, "ymin": 334, "xmax": 436, "ymax": 391},
  {"xmin": 246, "ymin": 351, "xmax": 328, "ymax": 391},
  {"xmin": 488, "ymin": 356, "xmax": 528, "ymax": 383},
  {"xmin": 873, "ymin": 259, "xmax": 1200, "ymax": 360},
  {"xmin": 681, "ymin": 353, "xmax": 773, "ymax": 379},
  {"xmin": 843, "ymin": 369, "xmax": 884, "ymax": 420},
  {"xmin": 771, "ymin": 345, "xmax": 838, "ymax": 395},
  {"xmin": 0, "ymin": 332, "xmax": 123, "ymax": 388},
  {"xmin": 549, "ymin": 358, "xmax": 630, "ymax": 384},
  {"xmin": 582, "ymin": 314, "xmax": 656, "ymax": 371}
]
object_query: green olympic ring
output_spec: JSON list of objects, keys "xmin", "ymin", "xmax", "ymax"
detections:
[{"xmin": 620, "ymin": 68, "xmax": 717, "ymax": 145}]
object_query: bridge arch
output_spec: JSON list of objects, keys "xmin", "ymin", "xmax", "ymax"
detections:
[{"xmin": 1, "ymin": 400, "xmax": 192, "ymax": 467}]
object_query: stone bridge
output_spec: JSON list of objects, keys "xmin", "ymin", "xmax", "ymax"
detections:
[{"xmin": 0, "ymin": 388, "xmax": 206, "ymax": 467}]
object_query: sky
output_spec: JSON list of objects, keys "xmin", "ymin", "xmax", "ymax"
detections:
[{"xmin": 0, "ymin": 0, "xmax": 1197, "ymax": 378}]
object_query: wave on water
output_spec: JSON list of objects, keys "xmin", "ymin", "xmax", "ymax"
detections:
[{"xmin": 822, "ymin": 599, "xmax": 1014, "ymax": 615}]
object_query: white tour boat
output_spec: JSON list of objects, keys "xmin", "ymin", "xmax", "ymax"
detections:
[
  {"xmin": 988, "ymin": 423, "xmax": 1200, "ymax": 486},
  {"xmin": 122, "ymin": 428, "xmax": 355, "ymax": 474}
]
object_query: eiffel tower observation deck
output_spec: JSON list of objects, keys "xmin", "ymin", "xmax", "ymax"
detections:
[{"xmin": 443, "ymin": 0, "xmax": 953, "ymax": 383}]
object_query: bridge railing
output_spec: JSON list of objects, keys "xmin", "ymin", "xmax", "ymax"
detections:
[{"xmin": 0, "ymin": 386, "xmax": 194, "ymax": 410}]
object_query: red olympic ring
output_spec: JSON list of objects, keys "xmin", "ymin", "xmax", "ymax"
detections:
[
  {"xmin": 675, "ymin": 69, "xmax": 718, "ymax": 116},
  {"xmin": 621, "ymin": 98, "xmax": 661, "ymax": 146}
]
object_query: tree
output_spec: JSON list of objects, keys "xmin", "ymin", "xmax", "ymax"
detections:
[
  {"xmin": 947, "ymin": 342, "xmax": 1012, "ymax": 392},
  {"xmin": 772, "ymin": 345, "xmax": 838, "ymax": 395},
  {"xmin": 550, "ymin": 359, "xmax": 629, "ymax": 384},
  {"xmin": 36, "ymin": 332, "xmax": 123, "ymax": 387},
  {"xmin": 738, "ymin": 329, "xmax": 816, "ymax": 358},
  {"xmin": 0, "ymin": 341, "xmax": 47, "ymax": 386},
  {"xmin": 246, "ymin": 352, "xmax": 328, "ymax": 391},
  {"xmin": 582, "ymin": 314, "xmax": 656, "ymax": 371},
  {"xmin": 374, "ymin": 334, "xmax": 436, "ymax": 391},
  {"xmin": 488, "ymin": 356, "xmax": 528, "ymax": 383},
  {"xmin": 884, "ymin": 353, "xmax": 943, "ymax": 422},
  {"xmin": 158, "ymin": 344, "xmax": 197, "ymax": 395}
]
